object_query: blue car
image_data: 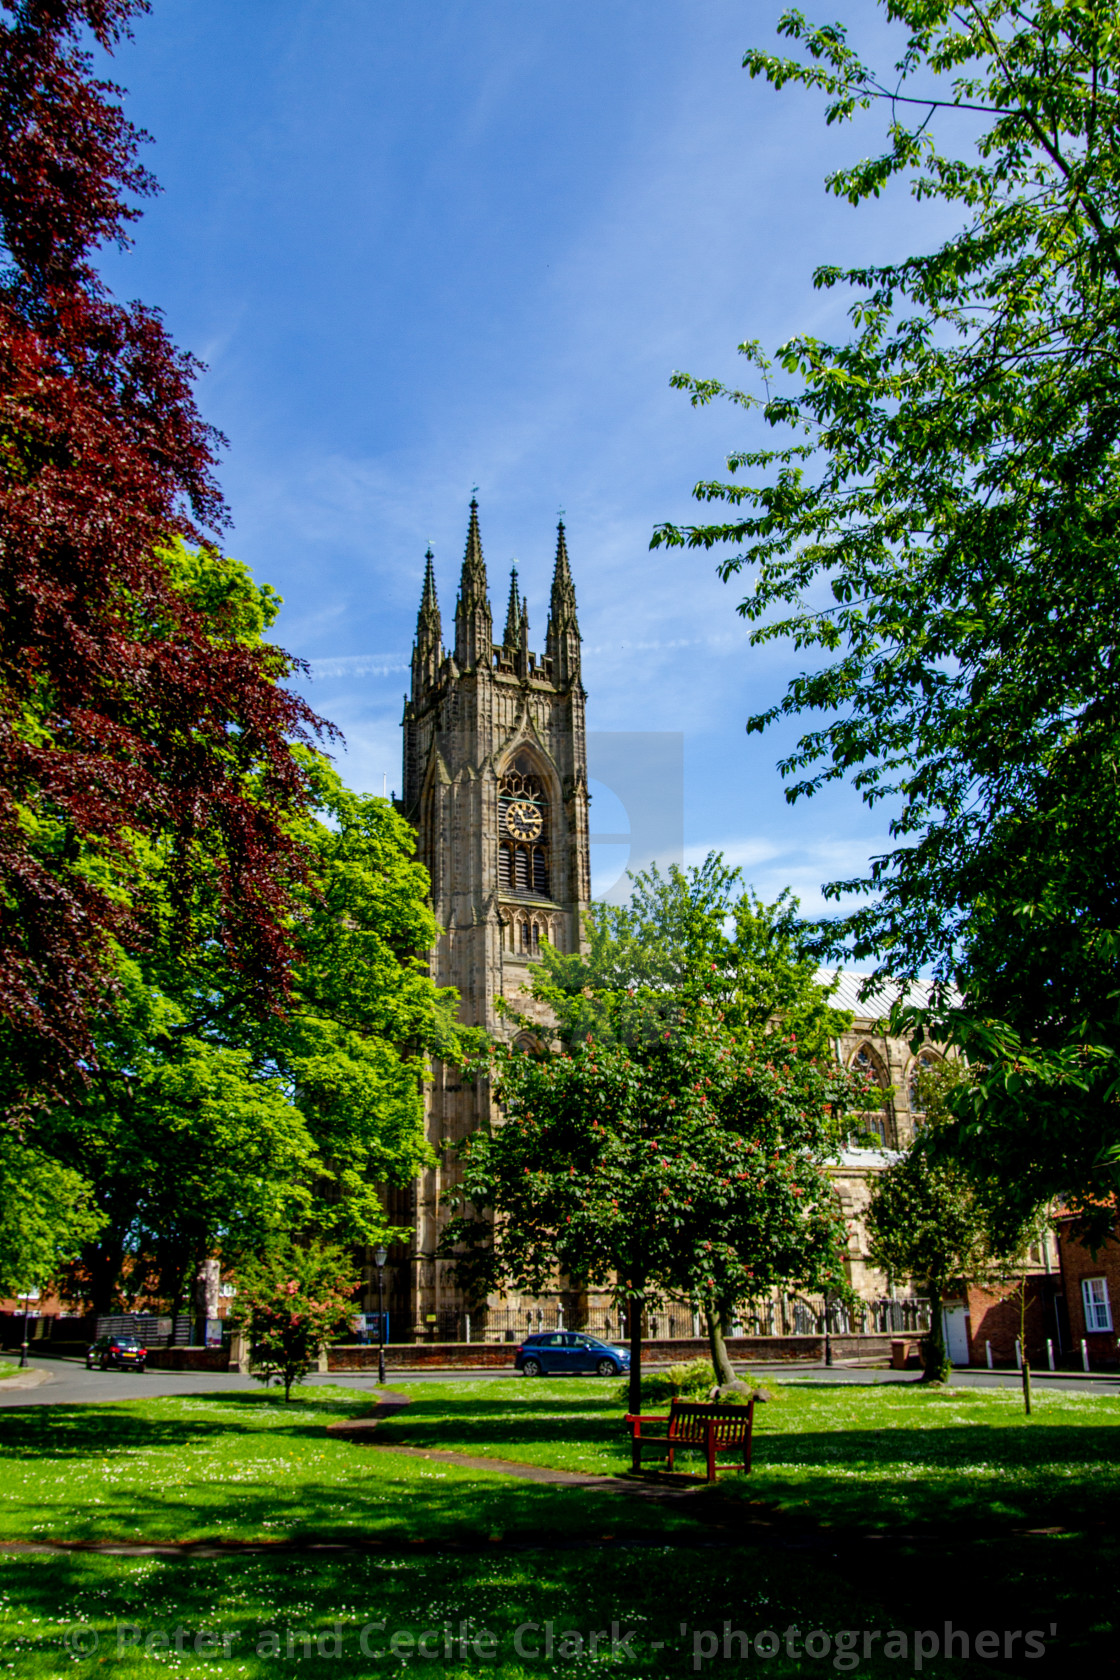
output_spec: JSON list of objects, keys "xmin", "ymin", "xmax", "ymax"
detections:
[{"xmin": 514, "ymin": 1331, "xmax": 630, "ymax": 1378}]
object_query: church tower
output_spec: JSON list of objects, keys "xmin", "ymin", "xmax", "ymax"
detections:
[{"xmin": 399, "ymin": 500, "xmax": 591, "ymax": 1337}]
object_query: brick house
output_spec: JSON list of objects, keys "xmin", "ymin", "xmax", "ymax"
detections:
[{"xmin": 1054, "ymin": 1211, "xmax": 1120, "ymax": 1370}]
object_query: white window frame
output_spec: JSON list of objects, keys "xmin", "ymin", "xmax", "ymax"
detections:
[{"xmin": 1081, "ymin": 1276, "xmax": 1113, "ymax": 1333}]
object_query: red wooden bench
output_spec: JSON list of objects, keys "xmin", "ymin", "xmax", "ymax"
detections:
[{"xmin": 625, "ymin": 1397, "xmax": 755, "ymax": 1481}]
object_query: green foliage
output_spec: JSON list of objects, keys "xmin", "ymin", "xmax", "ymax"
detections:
[
  {"xmin": 0, "ymin": 1129, "xmax": 102, "ymax": 1296},
  {"xmin": 9, "ymin": 544, "xmax": 463, "ymax": 1312},
  {"xmin": 445, "ymin": 859, "xmax": 865, "ymax": 1356},
  {"xmin": 866, "ymin": 1063, "xmax": 1043, "ymax": 1381},
  {"xmin": 530, "ymin": 854, "xmax": 852, "ymax": 1057},
  {"xmin": 234, "ymin": 1239, "xmax": 358, "ymax": 1401},
  {"xmin": 621, "ymin": 1358, "xmax": 722, "ymax": 1408},
  {"xmin": 653, "ymin": 1, "xmax": 1120, "ymax": 1214}
]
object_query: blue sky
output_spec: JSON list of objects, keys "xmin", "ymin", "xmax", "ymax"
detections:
[{"xmin": 96, "ymin": 1, "xmax": 960, "ymax": 911}]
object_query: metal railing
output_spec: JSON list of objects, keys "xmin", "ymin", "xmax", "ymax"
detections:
[{"xmin": 414, "ymin": 1294, "xmax": 929, "ymax": 1344}]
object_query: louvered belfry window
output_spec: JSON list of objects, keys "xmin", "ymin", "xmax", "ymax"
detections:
[{"xmin": 498, "ymin": 754, "xmax": 549, "ymax": 900}]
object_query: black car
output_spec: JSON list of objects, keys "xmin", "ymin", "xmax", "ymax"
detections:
[
  {"xmin": 86, "ymin": 1335, "xmax": 147, "ymax": 1372},
  {"xmin": 514, "ymin": 1331, "xmax": 630, "ymax": 1378}
]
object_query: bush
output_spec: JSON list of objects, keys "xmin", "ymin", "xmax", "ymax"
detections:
[{"xmin": 619, "ymin": 1357, "xmax": 719, "ymax": 1409}]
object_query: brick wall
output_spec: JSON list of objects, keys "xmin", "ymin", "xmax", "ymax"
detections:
[
  {"xmin": 1056, "ymin": 1218, "xmax": 1120, "ymax": 1370},
  {"xmin": 962, "ymin": 1276, "xmax": 1059, "ymax": 1366},
  {"xmin": 326, "ymin": 1334, "xmax": 898, "ymax": 1373},
  {"xmin": 146, "ymin": 1347, "xmax": 230, "ymax": 1372}
]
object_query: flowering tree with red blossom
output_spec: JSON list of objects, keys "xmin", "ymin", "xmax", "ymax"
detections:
[
  {"xmin": 0, "ymin": 0, "xmax": 327, "ymax": 1100},
  {"xmin": 443, "ymin": 855, "xmax": 870, "ymax": 1414},
  {"xmin": 235, "ymin": 1239, "xmax": 359, "ymax": 1402}
]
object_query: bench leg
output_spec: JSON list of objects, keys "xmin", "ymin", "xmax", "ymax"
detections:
[{"xmin": 706, "ymin": 1431, "xmax": 716, "ymax": 1483}]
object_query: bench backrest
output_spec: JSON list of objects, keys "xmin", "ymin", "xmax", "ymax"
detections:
[{"xmin": 667, "ymin": 1399, "xmax": 752, "ymax": 1445}]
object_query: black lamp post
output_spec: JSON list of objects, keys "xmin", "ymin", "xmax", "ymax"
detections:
[
  {"xmin": 375, "ymin": 1246, "xmax": 388, "ymax": 1386},
  {"xmin": 18, "ymin": 1291, "xmax": 31, "ymax": 1369}
]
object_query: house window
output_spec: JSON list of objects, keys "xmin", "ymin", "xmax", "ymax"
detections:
[{"xmin": 1082, "ymin": 1276, "xmax": 1113, "ymax": 1333}]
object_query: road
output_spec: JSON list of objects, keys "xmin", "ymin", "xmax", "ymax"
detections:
[{"xmin": 0, "ymin": 1355, "xmax": 1116, "ymax": 1406}]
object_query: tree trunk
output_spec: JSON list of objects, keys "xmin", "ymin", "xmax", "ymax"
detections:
[
  {"xmin": 86, "ymin": 1234, "xmax": 125, "ymax": 1317},
  {"xmin": 921, "ymin": 1279, "xmax": 950, "ymax": 1383},
  {"xmin": 627, "ymin": 1290, "xmax": 643, "ymax": 1416},
  {"xmin": 706, "ymin": 1307, "xmax": 737, "ymax": 1388}
]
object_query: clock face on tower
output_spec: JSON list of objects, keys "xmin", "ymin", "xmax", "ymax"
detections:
[{"xmin": 505, "ymin": 799, "xmax": 543, "ymax": 840}]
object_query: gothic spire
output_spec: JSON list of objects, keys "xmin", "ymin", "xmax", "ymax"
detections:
[
  {"xmin": 411, "ymin": 545, "xmax": 442, "ymax": 699},
  {"xmin": 454, "ymin": 496, "xmax": 493, "ymax": 669},
  {"xmin": 460, "ymin": 496, "xmax": 487, "ymax": 602},
  {"xmin": 418, "ymin": 546, "xmax": 440, "ymax": 638},
  {"xmin": 546, "ymin": 517, "xmax": 580, "ymax": 683},
  {"xmin": 503, "ymin": 564, "xmax": 521, "ymax": 649},
  {"xmin": 550, "ymin": 518, "xmax": 576, "ymax": 619}
]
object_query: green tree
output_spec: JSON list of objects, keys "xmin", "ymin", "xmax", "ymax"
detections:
[
  {"xmin": 234, "ymin": 1238, "xmax": 358, "ymax": 1402},
  {"xmin": 41, "ymin": 767, "xmax": 459, "ymax": 1316},
  {"xmin": 18, "ymin": 548, "xmax": 462, "ymax": 1313},
  {"xmin": 866, "ymin": 1063, "xmax": 1041, "ymax": 1382},
  {"xmin": 0, "ymin": 1130, "xmax": 103, "ymax": 1297},
  {"xmin": 444, "ymin": 860, "xmax": 864, "ymax": 1410},
  {"xmin": 654, "ymin": 0, "xmax": 1120, "ymax": 1218}
]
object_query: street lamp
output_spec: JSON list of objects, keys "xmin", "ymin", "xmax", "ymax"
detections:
[
  {"xmin": 375, "ymin": 1246, "xmax": 388, "ymax": 1386},
  {"xmin": 18, "ymin": 1290, "xmax": 31, "ymax": 1369}
]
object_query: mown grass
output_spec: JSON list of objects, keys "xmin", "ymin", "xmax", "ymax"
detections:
[
  {"xmin": 0, "ymin": 1541, "xmax": 1017, "ymax": 1679},
  {"xmin": 0, "ymin": 1385, "xmax": 690, "ymax": 1548},
  {"xmin": 0, "ymin": 1376, "xmax": 1115, "ymax": 1676},
  {"xmin": 380, "ymin": 1374, "xmax": 1120, "ymax": 1529}
]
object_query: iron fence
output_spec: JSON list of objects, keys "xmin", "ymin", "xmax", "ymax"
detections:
[{"xmin": 417, "ymin": 1295, "xmax": 929, "ymax": 1344}]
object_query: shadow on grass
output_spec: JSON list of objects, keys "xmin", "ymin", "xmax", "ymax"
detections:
[
  {"xmin": 0, "ymin": 1529, "xmax": 1097, "ymax": 1677},
  {"xmin": 0, "ymin": 1388, "xmax": 376, "ymax": 1457}
]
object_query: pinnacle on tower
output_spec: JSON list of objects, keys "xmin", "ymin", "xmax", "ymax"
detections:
[
  {"xmin": 410, "ymin": 545, "xmax": 443, "ymax": 698},
  {"xmin": 503, "ymin": 564, "xmax": 521, "ymax": 649},
  {"xmin": 454, "ymin": 496, "xmax": 493, "ymax": 669},
  {"xmin": 546, "ymin": 516, "xmax": 580, "ymax": 683},
  {"xmin": 549, "ymin": 518, "xmax": 577, "ymax": 623},
  {"xmin": 460, "ymin": 496, "xmax": 487, "ymax": 603},
  {"xmin": 418, "ymin": 546, "xmax": 440, "ymax": 637}
]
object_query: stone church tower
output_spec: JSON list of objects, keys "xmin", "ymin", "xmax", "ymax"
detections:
[{"xmin": 395, "ymin": 499, "xmax": 591, "ymax": 1337}]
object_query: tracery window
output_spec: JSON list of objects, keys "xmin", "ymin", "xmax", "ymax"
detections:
[
  {"xmin": 908, "ymin": 1050, "xmax": 940, "ymax": 1128},
  {"xmin": 499, "ymin": 754, "xmax": 550, "ymax": 900},
  {"xmin": 850, "ymin": 1044, "xmax": 892, "ymax": 1146}
]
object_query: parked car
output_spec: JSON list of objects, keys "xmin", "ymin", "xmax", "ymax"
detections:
[
  {"xmin": 86, "ymin": 1335, "xmax": 147, "ymax": 1372},
  {"xmin": 514, "ymin": 1331, "xmax": 630, "ymax": 1378}
]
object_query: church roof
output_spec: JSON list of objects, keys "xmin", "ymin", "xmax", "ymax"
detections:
[{"xmin": 815, "ymin": 969, "xmax": 962, "ymax": 1021}]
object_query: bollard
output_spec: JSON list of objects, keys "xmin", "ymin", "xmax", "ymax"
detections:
[
  {"xmin": 1015, "ymin": 1338, "xmax": 1023, "ymax": 1370},
  {"xmin": 1082, "ymin": 1338, "xmax": 1090, "ymax": 1373},
  {"xmin": 986, "ymin": 1340, "xmax": 993, "ymax": 1370},
  {"xmin": 1047, "ymin": 1339, "xmax": 1055, "ymax": 1371},
  {"xmin": 465, "ymin": 1314, "xmax": 471, "ymax": 1345}
]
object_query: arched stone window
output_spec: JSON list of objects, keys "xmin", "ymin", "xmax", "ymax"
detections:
[
  {"xmin": 849, "ymin": 1044, "xmax": 893, "ymax": 1145},
  {"xmin": 499, "ymin": 753, "xmax": 550, "ymax": 900},
  {"xmin": 908, "ymin": 1050, "xmax": 941, "ymax": 1128}
]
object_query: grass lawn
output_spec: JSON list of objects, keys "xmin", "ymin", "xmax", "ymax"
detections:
[
  {"xmin": 376, "ymin": 1373, "xmax": 1120, "ymax": 1529},
  {"xmin": 0, "ymin": 1376, "xmax": 1115, "ymax": 1677}
]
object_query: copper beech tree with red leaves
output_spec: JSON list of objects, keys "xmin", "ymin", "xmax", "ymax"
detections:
[{"xmin": 0, "ymin": 0, "xmax": 326, "ymax": 1096}]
